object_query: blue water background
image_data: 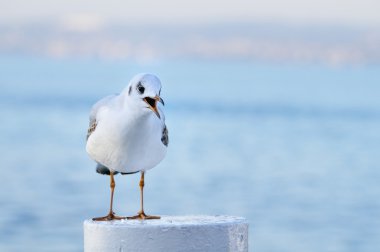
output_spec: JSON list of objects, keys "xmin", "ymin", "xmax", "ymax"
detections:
[{"xmin": 1, "ymin": 56, "xmax": 380, "ymax": 251}]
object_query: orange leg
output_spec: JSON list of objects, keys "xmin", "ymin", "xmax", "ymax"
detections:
[
  {"xmin": 127, "ymin": 171, "xmax": 160, "ymax": 220},
  {"xmin": 93, "ymin": 171, "xmax": 126, "ymax": 221}
]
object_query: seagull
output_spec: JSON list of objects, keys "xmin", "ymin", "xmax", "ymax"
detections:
[{"xmin": 86, "ymin": 73, "xmax": 168, "ymax": 221}]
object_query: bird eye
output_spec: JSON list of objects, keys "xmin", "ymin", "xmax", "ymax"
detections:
[{"xmin": 137, "ymin": 83, "xmax": 145, "ymax": 94}]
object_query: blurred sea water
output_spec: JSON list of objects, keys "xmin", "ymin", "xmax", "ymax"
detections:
[{"xmin": 0, "ymin": 56, "xmax": 380, "ymax": 251}]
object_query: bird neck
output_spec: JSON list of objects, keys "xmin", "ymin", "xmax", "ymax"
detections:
[{"xmin": 121, "ymin": 94, "xmax": 150, "ymax": 121}]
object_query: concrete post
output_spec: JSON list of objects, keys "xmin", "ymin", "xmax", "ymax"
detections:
[{"xmin": 84, "ymin": 215, "xmax": 248, "ymax": 252}]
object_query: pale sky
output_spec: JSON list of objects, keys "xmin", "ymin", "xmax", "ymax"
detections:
[{"xmin": 1, "ymin": 0, "xmax": 379, "ymax": 27}]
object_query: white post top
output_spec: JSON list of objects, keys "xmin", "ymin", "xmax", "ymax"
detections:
[{"xmin": 84, "ymin": 215, "xmax": 248, "ymax": 252}]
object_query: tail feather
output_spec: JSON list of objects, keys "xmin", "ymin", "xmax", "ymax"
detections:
[
  {"xmin": 96, "ymin": 163, "xmax": 119, "ymax": 175},
  {"xmin": 95, "ymin": 163, "xmax": 140, "ymax": 175}
]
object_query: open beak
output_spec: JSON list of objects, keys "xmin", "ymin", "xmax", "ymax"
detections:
[{"xmin": 143, "ymin": 95, "xmax": 163, "ymax": 119}]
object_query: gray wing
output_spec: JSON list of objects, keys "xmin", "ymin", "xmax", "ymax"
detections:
[
  {"xmin": 87, "ymin": 94, "xmax": 118, "ymax": 175},
  {"xmin": 161, "ymin": 124, "xmax": 169, "ymax": 146},
  {"xmin": 157, "ymin": 105, "xmax": 168, "ymax": 147},
  {"xmin": 86, "ymin": 94, "xmax": 116, "ymax": 141},
  {"xmin": 86, "ymin": 119, "xmax": 97, "ymax": 141}
]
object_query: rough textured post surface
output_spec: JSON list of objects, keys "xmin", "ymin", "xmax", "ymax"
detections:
[{"xmin": 84, "ymin": 215, "xmax": 248, "ymax": 252}]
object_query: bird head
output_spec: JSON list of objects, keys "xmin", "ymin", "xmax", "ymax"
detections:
[{"xmin": 125, "ymin": 73, "xmax": 164, "ymax": 118}]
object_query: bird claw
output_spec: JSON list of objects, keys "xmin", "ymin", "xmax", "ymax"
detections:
[
  {"xmin": 127, "ymin": 211, "xmax": 160, "ymax": 220},
  {"xmin": 92, "ymin": 212, "xmax": 126, "ymax": 221}
]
